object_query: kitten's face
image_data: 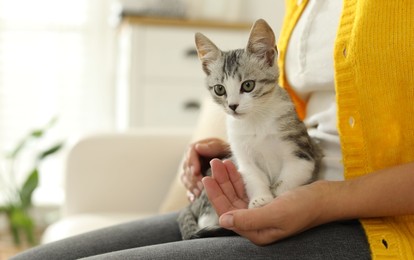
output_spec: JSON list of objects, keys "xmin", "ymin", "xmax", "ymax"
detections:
[
  {"xmin": 205, "ymin": 50, "xmax": 278, "ymax": 118},
  {"xmin": 195, "ymin": 19, "xmax": 278, "ymax": 119}
]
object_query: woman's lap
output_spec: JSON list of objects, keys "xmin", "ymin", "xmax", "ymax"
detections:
[
  {"xmin": 12, "ymin": 213, "xmax": 183, "ymax": 260},
  {"xmin": 12, "ymin": 212, "xmax": 371, "ymax": 260}
]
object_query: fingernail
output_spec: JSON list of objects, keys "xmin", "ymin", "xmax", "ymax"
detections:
[
  {"xmin": 196, "ymin": 143, "xmax": 209, "ymax": 150},
  {"xmin": 193, "ymin": 188, "xmax": 200, "ymax": 197},
  {"xmin": 188, "ymin": 193, "xmax": 195, "ymax": 202},
  {"xmin": 209, "ymin": 158, "xmax": 218, "ymax": 167},
  {"xmin": 197, "ymin": 181, "xmax": 203, "ymax": 190},
  {"xmin": 220, "ymin": 214, "xmax": 234, "ymax": 228},
  {"xmin": 190, "ymin": 165, "xmax": 195, "ymax": 175}
]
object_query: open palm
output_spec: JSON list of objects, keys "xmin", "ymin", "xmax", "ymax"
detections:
[{"xmin": 203, "ymin": 159, "xmax": 326, "ymax": 245}]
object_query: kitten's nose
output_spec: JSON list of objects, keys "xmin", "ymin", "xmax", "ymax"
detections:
[{"xmin": 229, "ymin": 104, "xmax": 239, "ymax": 111}]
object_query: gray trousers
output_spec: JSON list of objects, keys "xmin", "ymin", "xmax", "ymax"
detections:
[{"xmin": 12, "ymin": 212, "xmax": 371, "ymax": 260}]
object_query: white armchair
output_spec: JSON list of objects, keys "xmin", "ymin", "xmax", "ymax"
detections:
[
  {"xmin": 41, "ymin": 99, "xmax": 227, "ymax": 244},
  {"xmin": 41, "ymin": 129, "xmax": 191, "ymax": 243}
]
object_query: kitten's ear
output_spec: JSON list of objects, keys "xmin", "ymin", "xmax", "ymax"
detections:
[
  {"xmin": 195, "ymin": 33, "xmax": 221, "ymax": 75},
  {"xmin": 246, "ymin": 19, "xmax": 277, "ymax": 66}
]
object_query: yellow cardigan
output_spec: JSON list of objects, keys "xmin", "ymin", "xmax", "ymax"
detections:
[{"xmin": 278, "ymin": 0, "xmax": 414, "ymax": 259}]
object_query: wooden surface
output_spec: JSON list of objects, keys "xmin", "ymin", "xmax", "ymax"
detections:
[
  {"xmin": 0, "ymin": 229, "xmax": 43, "ymax": 259},
  {"xmin": 122, "ymin": 16, "xmax": 251, "ymax": 30}
]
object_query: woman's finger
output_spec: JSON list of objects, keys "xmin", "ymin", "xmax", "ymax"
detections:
[
  {"xmin": 203, "ymin": 176, "xmax": 235, "ymax": 215},
  {"xmin": 195, "ymin": 139, "xmax": 230, "ymax": 158},
  {"xmin": 186, "ymin": 144, "xmax": 202, "ymax": 177},
  {"xmin": 210, "ymin": 159, "xmax": 247, "ymax": 209},
  {"xmin": 223, "ymin": 160, "xmax": 249, "ymax": 203},
  {"xmin": 220, "ymin": 205, "xmax": 277, "ymax": 232}
]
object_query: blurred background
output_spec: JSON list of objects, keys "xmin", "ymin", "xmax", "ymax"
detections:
[{"xmin": 0, "ymin": 0, "xmax": 285, "ymax": 256}]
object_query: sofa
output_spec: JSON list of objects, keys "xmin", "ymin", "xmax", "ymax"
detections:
[{"xmin": 41, "ymin": 99, "xmax": 227, "ymax": 244}]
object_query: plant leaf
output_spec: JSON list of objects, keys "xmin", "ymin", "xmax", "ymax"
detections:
[
  {"xmin": 19, "ymin": 168, "xmax": 39, "ymax": 209},
  {"xmin": 46, "ymin": 116, "xmax": 58, "ymax": 128},
  {"xmin": 10, "ymin": 208, "xmax": 35, "ymax": 245},
  {"xmin": 30, "ymin": 129, "xmax": 44, "ymax": 138},
  {"xmin": 37, "ymin": 142, "xmax": 64, "ymax": 161},
  {"xmin": 7, "ymin": 138, "xmax": 28, "ymax": 159},
  {"xmin": 29, "ymin": 116, "xmax": 57, "ymax": 138},
  {"xmin": 7, "ymin": 117, "xmax": 58, "ymax": 159},
  {"xmin": 8, "ymin": 128, "xmax": 46, "ymax": 159}
]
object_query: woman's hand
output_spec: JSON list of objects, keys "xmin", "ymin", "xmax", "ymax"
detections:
[
  {"xmin": 203, "ymin": 159, "xmax": 330, "ymax": 245},
  {"xmin": 204, "ymin": 159, "xmax": 414, "ymax": 245},
  {"xmin": 181, "ymin": 138, "xmax": 230, "ymax": 202}
]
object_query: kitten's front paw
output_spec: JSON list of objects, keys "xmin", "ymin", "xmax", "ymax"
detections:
[{"xmin": 248, "ymin": 195, "xmax": 273, "ymax": 208}]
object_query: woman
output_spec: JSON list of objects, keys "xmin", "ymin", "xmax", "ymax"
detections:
[{"xmin": 13, "ymin": 0, "xmax": 414, "ymax": 259}]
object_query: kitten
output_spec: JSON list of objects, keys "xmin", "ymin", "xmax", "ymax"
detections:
[{"xmin": 177, "ymin": 19, "xmax": 322, "ymax": 240}]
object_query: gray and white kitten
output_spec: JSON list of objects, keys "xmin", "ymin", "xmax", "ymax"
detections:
[{"xmin": 177, "ymin": 19, "xmax": 322, "ymax": 240}]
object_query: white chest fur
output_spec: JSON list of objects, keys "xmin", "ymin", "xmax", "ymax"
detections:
[
  {"xmin": 227, "ymin": 114, "xmax": 286, "ymax": 183},
  {"xmin": 225, "ymin": 101, "xmax": 314, "ymax": 208}
]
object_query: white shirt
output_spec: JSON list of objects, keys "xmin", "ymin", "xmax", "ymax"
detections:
[{"xmin": 285, "ymin": 0, "xmax": 344, "ymax": 181}]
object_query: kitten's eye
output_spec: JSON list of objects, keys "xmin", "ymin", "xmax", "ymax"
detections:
[
  {"xmin": 241, "ymin": 80, "xmax": 255, "ymax": 93},
  {"xmin": 214, "ymin": 84, "xmax": 226, "ymax": 96}
]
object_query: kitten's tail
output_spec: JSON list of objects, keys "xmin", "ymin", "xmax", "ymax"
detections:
[
  {"xmin": 177, "ymin": 207, "xmax": 200, "ymax": 240},
  {"xmin": 177, "ymin": 206, "xmax": 238, "ymax": 240}
]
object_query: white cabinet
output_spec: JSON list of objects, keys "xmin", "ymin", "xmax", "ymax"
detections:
[{"xmin": 115, "ymin": 17, "xmax": 250, "ymax": 130}]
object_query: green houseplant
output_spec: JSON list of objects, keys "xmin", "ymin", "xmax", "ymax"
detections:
[{"xmin": 0, "ymin": 118, "xmax": 64, "ymax": 245}]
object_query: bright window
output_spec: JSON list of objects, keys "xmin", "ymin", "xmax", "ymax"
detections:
[{"xmin": 0, "ymin": 0, "xmax": 115, "ymax": 206}]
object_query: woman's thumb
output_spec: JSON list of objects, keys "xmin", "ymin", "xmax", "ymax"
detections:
[
  {"xmin": 219, "ymin": 207, "xmax": 272, "ymax": 231},
  {"xmin": 195, "ymin": 141, "xmax": 228, "ymax": 157}
]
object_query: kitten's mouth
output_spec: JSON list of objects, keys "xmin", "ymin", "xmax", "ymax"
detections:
[{"xmin": 229, "ymin": 111, "xmax": 245, "ymax": 118}]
